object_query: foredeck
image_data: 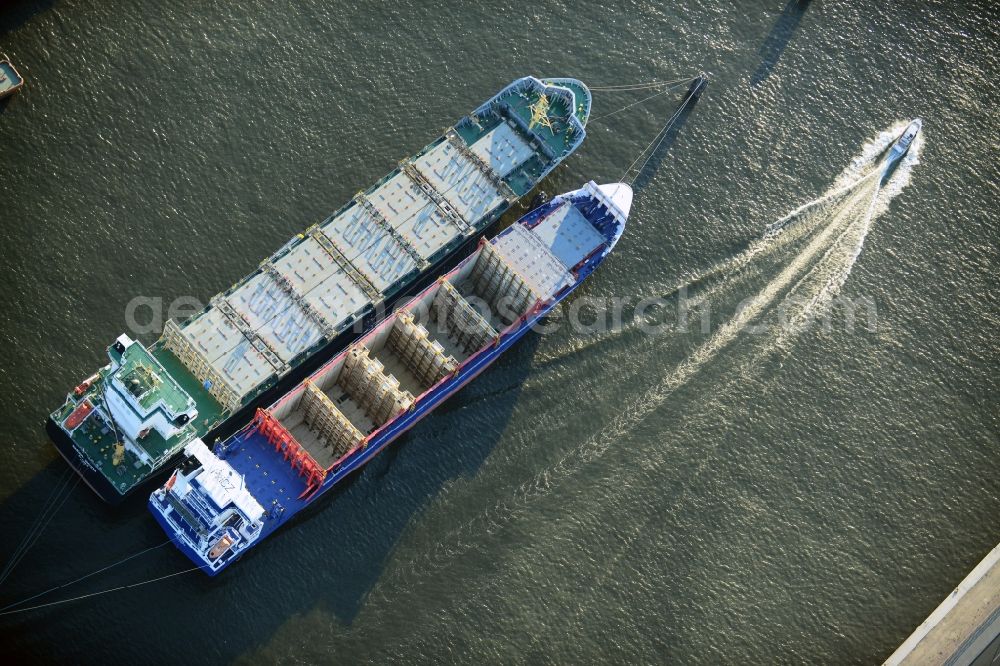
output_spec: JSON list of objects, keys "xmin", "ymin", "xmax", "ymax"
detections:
[
  {"xmin": 456, "ymin": 83, "xmax": 578, "ymax": 156},
  {"xmin": 544, "ymin": 79, "xmax": 591, "ymax": 124}
]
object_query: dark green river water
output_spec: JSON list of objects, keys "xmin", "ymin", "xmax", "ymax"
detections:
[{"xmin": 0, "ymin": 0, "xmax": 997, "ymax": 662}]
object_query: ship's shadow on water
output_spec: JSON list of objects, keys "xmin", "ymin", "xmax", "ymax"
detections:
[
  {"xmin": 0, "ymin": 333, "xmax": 542, "ymax": 661},
  {"xmin": 751, "ymin": 0, "xmax": 812, "ymax": 87},
  {"xmin": 0, "ymin": 0, "xmax": 58, "ymax": 114},
  {"xmin": 0, "ymin": 0, "xmax": 57, "ymax": 37}
]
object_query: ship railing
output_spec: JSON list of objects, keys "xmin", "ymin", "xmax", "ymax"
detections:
[{"xmin": 252, "ymin": 408, "xmax": 327, "ymax": 496}]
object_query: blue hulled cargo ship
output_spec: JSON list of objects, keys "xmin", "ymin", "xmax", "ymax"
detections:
[
  {"xmin": 150, "ymin": 181, "xmax": 632, "ymax": 574},
  {"xmin": 47, "ymin": 76, "xmax": 591, "ymax": 503}
]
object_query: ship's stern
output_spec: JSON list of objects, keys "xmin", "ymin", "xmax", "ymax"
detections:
[{"xmin": 149, "ymin": 439, "xmax": 266, "ymax": 576}]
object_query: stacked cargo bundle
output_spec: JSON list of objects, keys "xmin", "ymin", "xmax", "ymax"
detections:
[
  {"xmin": 338, "ymin": 347, "xmax": 414, "ymax": 426},
  {"xmin": 298, "ymin": 382, "xmax": 364, "ymax": 461},
  {"xmin": 431, "ymin": 281, "xmax": 499, "ymax": 356},
  {"xmin": 464, "ymin": 241, "xmax": 538, "ymax": 328},
  {"xmin": 385, "ymin": 312, "xmax": 458, "ymax": 387}
]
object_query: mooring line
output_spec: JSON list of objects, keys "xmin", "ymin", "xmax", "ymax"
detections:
[
  {"xmin": 0, "ymin": 565, "xmax": 198, "ymax": 617},
  {"xmin": 621, "ymin": 80, "xmax": 701, "ymax": 184},
  {"xmin": 616, "ymin": 78, "xmax": 702, "ymax": 185},
  {"xmin": 0, "ymin": 466, "xmax": 73, "ymax": 583},
  {"xmin": 588, "ymin": 77, "xmax": 695, "ymax": 91},
  {"xmin": 0, "ymin": 540, "xmax": 173, "ymax": 614},
  {"xmin": 589, "ymin": 77, "xmax": 697, "ymax": 123}
]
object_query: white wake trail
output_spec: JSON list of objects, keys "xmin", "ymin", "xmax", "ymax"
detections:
[
  {"xmin": 776, "ymin": 124, "xmax": 923, "ymax": 344},
  {"xmin": 536, "ymin": 162, "xmax": 885, "ymax": 366}
]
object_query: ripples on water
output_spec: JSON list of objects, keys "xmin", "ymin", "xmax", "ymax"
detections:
[{"xmin": 0, "ymin": 0, "xmax": 997, "ymax": 663}]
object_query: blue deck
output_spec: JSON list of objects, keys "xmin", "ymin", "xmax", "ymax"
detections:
[{"xmin": 217, "ymin": 431, "xmax": 309, "ymax": 515}]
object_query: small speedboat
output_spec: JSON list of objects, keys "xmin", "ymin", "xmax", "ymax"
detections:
[{"xmin": 884, "ymin": 118, "xmax": 922, "ymax": 170}]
